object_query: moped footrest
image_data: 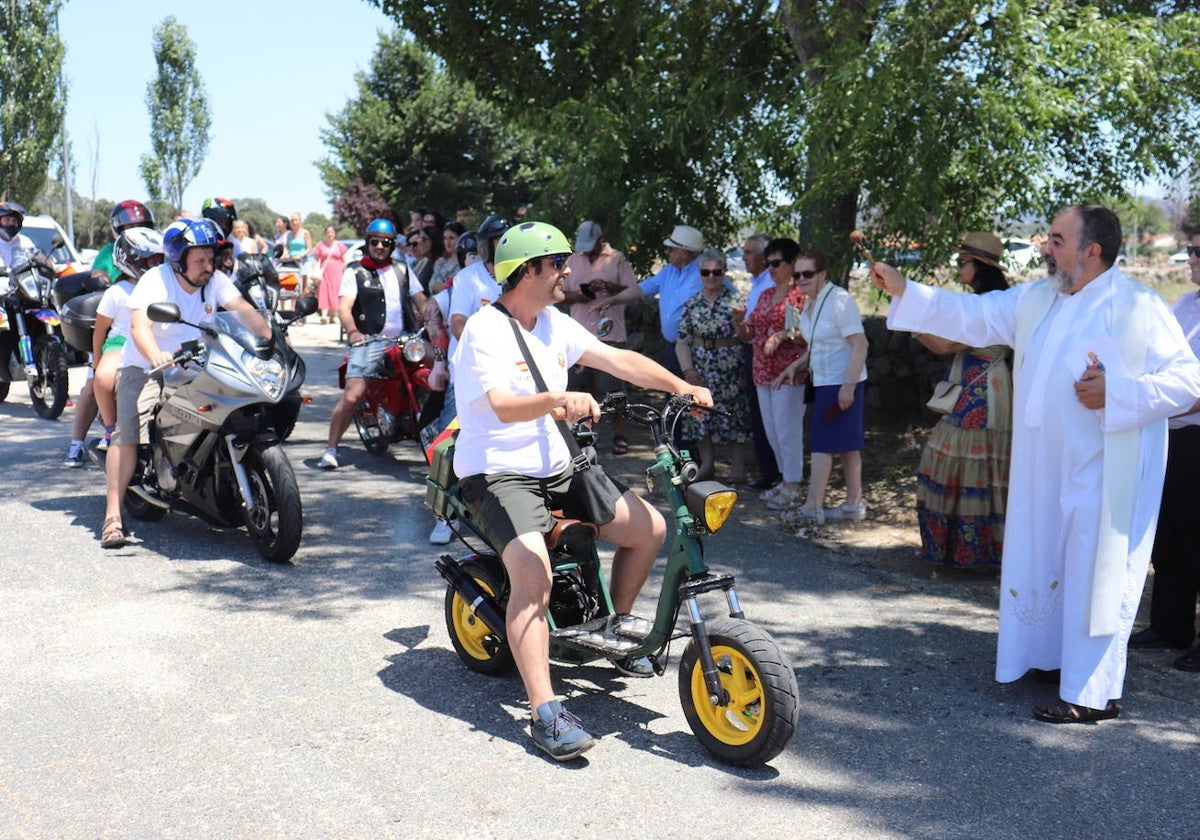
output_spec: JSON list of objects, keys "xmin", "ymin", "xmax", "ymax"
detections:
[{"xmin": 550, "ymin": 614, "xmax": 652, "ymax": 654}]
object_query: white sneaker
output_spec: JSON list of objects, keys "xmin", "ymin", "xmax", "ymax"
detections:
[
  {"xmin": 825, "ymin": 500, "xmax": 867, "ymax": 521},
  {"xmin": 429, "ymin": 519, "xmax": 453, "ymax": 545},
  {"xmin": 318, "ymin": 450, "xmax": 339, "ymax": 470}
]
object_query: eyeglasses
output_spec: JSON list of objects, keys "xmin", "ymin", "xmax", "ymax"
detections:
[
  {"xmin": 1188, "ymin": 246, "xmax": 1200, "ymax": 258},
  {"xmin": 955, "ymin": 258, "xmax": 973, "ymax": 267},
  {"xmin": 367, "ymin": 237, "xmax": 394, "ymax": 248},
  {"xmin": 545, "ymin": 254, "xmax": 568, "ymax": 271},
  {"xmin": 792, "ymin": 270, "xmax": 818, "ymax": 280},
  {"xmin": 699, "ymin": 269, "xmax": 724, "ymax": 277},
  {"xmin": 766, "ymin": 258, "xmax": 786, "ymax": 268}
]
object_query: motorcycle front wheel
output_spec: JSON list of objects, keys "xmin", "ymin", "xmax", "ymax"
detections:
[
  {"xmin": 678, "ymin": 617, "xmax": 798, "ymax": 767},
  {"xmin": 444, "ymin": 555, "xmax": 514, "ymax": 675},
  {"xmin": 0, "ymin": 381, "xmax": 8, "ymax": 402},
  {"xmin": 241, "ymin": 445, "xmax": 303, "ymax": 563},
  {"xmin": 30, "ymin": 336, "xmax": 68, "ymax": 419}
]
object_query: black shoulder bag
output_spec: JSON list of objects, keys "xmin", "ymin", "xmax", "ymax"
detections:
[{"xmin": 493, "ymin": 304, "xmax": 618, "ymax": 525}]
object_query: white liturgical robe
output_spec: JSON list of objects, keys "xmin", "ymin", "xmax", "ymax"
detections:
[{"xmin": 889, "ymin": 269, "xmax": 1200, "ymax": 709}]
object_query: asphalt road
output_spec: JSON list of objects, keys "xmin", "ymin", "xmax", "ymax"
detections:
[{"xmin": 1, "ymin": 321, "xmax": 1197, "ymax": 839}]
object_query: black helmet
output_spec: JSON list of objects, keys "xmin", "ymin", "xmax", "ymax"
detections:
[
  {"xmin": 455, "ymin": 230, "xmax": 479, "ymax": 268},
  {"xmin": 0, "ymin": 200, "xmax": 27, "ymax": 242},
  {"xmin": 110, "ymin": 200, "xmax": 155, "ymax": 239},
  {"xmin": 476, "ymin": 215, "xmax": 509, "ymax": 263},
  {"xmin": 113, "ymin": 228, "xmax": 165, "ymax": 279},
  {"xmin": 200, "ymin": 197, "xmax": 237, "ymax": 236}
]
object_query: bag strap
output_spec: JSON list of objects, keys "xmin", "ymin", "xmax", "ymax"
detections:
[
  {"xmin": 961, "ymin": 355, "xmax": 1002, "ymax": 389},
  {"xmin": 493, "ymin": 303, "xmax": 591, "ymax": 472}
]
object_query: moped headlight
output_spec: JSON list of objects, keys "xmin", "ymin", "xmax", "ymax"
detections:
[
  {"xmin": 243, "ymin": 353, "xmax": 286, "ymax": 400},
  {"xmin": 685, "ymin": 481, "xmax": 738, "ymax": 532},
  {"xmin": 402, "ymin": 336, "xmax": 428, "ymax": 364},
  {"xmin": 17, "ymin": 272, "xmax": 40, "ymax": 300}
]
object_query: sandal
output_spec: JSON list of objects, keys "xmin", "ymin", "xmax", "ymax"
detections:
[
  {"xmin": 612, "ymin": 435, "xmax": 629, "ymax": 455},
  {"xmin": 1033, "ymin": 699, "xmax": 1120, "ymax": 724},
  {"xmin": 100, "ymin": 516, "xmax": 128, "ymax": 549}
]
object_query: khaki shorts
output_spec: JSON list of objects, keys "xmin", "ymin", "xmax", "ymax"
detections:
[
  {"xmin": 113, "ymin": 366, "xmax": 161, "ymax": 446},
  {"xmin": 459, "ymin": 466, "xmax": 627, "ymax": 553}
]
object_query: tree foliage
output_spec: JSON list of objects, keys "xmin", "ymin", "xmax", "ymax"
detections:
[
  {"xmin": 139, "ymin": 16, "xmax": 211, "ymax": 214},
  {"xmin": 376, "ymin": 0, "xmax": 1200, "ymax": 275},
  {"xmin": 317, "ymin": 31, "xmax": 551, "ymax": 229},
  {"xmin": 331, "ymin": 178, "xmax": 392, "ymax": 235},
  {"xmin": 0, "ymin": 0, "xmax": 67, "ymax": 203}
]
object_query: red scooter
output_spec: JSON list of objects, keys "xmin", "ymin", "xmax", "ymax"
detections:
[{"xmin": 338, "ymin": 331, "xmax": 435, "ymax": 455}]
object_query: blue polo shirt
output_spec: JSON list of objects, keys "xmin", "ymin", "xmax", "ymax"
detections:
[
  {"xmin": 638, "ymin": 257, "xmax": 702, "ymax": 342},
  {"xmin": 746, "ymin": 268, "xmax": 774, "ymax": 312}
]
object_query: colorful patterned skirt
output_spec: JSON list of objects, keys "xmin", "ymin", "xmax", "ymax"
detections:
[{"xmin": 917, "ymin": 352, "xmax": 1011, "ymax": 567}]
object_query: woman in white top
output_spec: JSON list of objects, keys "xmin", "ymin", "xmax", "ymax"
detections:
[{"xmin": 774, "ymin": 250, "xmax": 869, "ymax": 524}]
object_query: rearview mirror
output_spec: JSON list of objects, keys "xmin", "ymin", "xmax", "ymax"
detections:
[{"xmin": 147, "ymin": 302, "xmax": 182, "ymax": 323}]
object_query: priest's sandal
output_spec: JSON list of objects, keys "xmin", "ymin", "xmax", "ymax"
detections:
[{"xmin": 1033, "ymin": 699, "xmax": 1120, "ymax": 724}]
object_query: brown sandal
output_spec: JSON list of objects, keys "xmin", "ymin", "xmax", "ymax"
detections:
[
  {"xmin": 100, "ymin": 516, "xmax": 127, "ymax": 549},
  {"xmin": 1033, "ymin": 699, "xmax": 1120, "ymax": 724}
]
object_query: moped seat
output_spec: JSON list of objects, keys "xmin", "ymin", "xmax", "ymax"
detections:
[{"xmin": 545, "ymin": 513, "xmax": 598, "ymax": 556}]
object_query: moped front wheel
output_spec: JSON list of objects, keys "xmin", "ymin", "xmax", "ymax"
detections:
[
  {"xmin": 444, "ymin": 555, "xmax": 514, "ymax": 675},
  {"xmin": 30, "ymin": 337, "xmax": 68, "ymax": 419},
  {"xmin": 679, "ymin": 617, "xmax": 798, "ymax": 767},
  {"xmin": 241, "ymin": 445, "xmax": 303, "ymax": 563}
]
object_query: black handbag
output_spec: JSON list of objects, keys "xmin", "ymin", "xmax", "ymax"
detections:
[{"xmin": 495, "ymin": 306, "xmax": 617, "ymax": 525}]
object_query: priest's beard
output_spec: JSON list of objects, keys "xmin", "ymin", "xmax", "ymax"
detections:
[{"xmin": 1046, "ymin": 250, "xmax": 1085, "ymax": 294}]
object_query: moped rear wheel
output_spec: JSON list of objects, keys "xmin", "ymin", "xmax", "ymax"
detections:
[
  {"xmin": 241, "ymin": 445, "xmax": 303, "ymax": 563},
  {"xmin": 679, "ymin": 617, "xmax": 798, "ymax": 767},
  {"xmin": 444, "ymin": 555, "xmax": 514, "ymax": 675},
  {"xmin": 30, "ymin": 337, "xmax": 68, "ymax": 419}
]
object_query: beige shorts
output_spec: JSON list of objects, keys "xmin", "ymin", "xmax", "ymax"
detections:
[{"xmin": 113, "ymin": 366, "xmax": 161, "ymax": 446}]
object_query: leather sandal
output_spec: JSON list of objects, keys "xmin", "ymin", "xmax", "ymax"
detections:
[
  {"xmin": 1033, "ymin": 699, "xmax": 1120, "ymax": 724},
  {"xmin": 100, "ymin": 516, "xmax": 127, "ymax": 549}
]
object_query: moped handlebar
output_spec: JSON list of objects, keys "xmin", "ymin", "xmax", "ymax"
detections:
[{"xmin": 349, "ymin": 328, "xmax": 427, "ymax": 348}]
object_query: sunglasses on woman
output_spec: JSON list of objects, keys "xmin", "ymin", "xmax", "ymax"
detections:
[
  {"xmin": 765, "ymin": 258, "xmax": 787, "ymax": 268},
  {"xmin": 699, "ymin": 269, "xmax": 724, "ymax": 277},
  {"xmin": 792, "ymin": 269, "xmax": 818, "ymax": 279}
]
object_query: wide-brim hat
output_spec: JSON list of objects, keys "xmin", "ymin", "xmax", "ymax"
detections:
[
  {"xmin": 664, "ymin": 224, "xmax": 704, "ymax": 253},
  {"xmin": 575, "ymin": 220, "xmax": 602, "ymax": 252},
  {"xmin": 959, "ymin": 232, "xmax": 1004, "ymax": 269}
]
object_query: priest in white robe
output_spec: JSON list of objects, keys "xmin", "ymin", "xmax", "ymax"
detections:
[{"xmin": 871, "ymin": 205, "xmax": 1200, "ymax": 723}]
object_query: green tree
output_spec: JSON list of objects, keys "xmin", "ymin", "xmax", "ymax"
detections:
[
  {"xmin": 317, "ymin": 30, "xmax": 551, "ymax": 226},
  {"xmin": 376, "ymin": 0, "xmax": 1200, "ymax": 275},
  {"xmin": 139, "ymin": 16, "xmax": 211, "ymax": 214},
  {"xmin": 0, "ymin": 0, "xmax": 67, "ymax": 203}
]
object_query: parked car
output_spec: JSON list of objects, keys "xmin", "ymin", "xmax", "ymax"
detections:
[
  {"xmin": 1002, "ymin": 238, "xmax": 1040, "ymax": 271},
  {"xmin": 20, "ymin": 215, "xmax": 89, "ymax": 274},
  {"xmin": 1168, "ymin": 249, "xmax": 1191, "ymax": 265}
]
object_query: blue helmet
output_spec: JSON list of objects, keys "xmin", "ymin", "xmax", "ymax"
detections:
[
  {"xmin": 365, "ymin": 218, "xmax": 397, "ymax": 240},
  {"xmin": 163, "ymin": 218, "xmax": 222, "ymax": 271}
]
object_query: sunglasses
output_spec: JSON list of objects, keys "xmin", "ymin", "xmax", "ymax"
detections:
[
  {"xmin": 1188, "ymin": 246, "xmax": 1200, "ymax": 258},
  {"xmin": 410, "ymin": 236, "xmax": 427, "ymax": 243},
  {"xmin": 367, "ymin": 237, "xmax": 394, "ymax": 247},
  {"xmin": 699, "ymin": 269, "xmax": 724, "ymax": 277},
  {"xmin": 545, "ymin": 254, "xmax": 568, "ymax": 271},
  {"xmin": 765, "ymin": 258, "xmax": 786, "ymax": 268},
  {"xmin": 955, "ymin": 257, "xmax": 973, "ymax": 267},
  {"xmin": 792, "ymin": 269, "xmax": 818, "ymax": 280}
]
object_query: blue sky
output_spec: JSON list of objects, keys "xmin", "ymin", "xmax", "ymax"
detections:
[{"xmin": 59, "ymin": 0, "xmax": 395, "ymax": 217}]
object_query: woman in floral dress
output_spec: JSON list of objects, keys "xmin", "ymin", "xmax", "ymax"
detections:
[{"xmin": 676, "ymin": 250, "xmax": 752, "ymax": 481}]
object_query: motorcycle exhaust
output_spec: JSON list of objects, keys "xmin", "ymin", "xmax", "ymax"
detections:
[
  {"xmin": 434, "ymin": 556, "xmax": 507, "ymax": 637},
  {"xmin": 128, "ymin": 484, "xmax": 170, "ymax": 510}
]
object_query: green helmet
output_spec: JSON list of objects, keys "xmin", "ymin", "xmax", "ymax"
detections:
[{"xmin": 493, "ymin": 221, "xmax": 573, "ymax": 285}]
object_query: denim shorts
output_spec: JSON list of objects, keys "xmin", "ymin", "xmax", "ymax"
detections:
[{"xmin": 346, "ymin": 339, "xmax": 388, "ymax": 379}]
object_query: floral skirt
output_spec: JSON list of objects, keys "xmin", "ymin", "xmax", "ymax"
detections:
[{"xmin": 916, "ymin": 422, "xmax": 1009, "ymax": 568}]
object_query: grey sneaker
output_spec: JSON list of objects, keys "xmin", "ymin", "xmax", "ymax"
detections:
[
  {"xmin": 613, "ymin": 655, "xmax": 656, "ymax": 678},
  {"xmin": 531, "ymin": 700, "xmax": 595, "ymax": 761}
]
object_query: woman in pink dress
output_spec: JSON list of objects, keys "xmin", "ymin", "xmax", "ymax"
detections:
[{"xmin": 312, "ymin": 225, "xmax": 348, "ymax": 324}]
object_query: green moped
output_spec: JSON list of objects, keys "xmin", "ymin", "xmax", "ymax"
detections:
[{"xmin": 428, "ymin": 392, "xmax": 798, "ymax": 766}]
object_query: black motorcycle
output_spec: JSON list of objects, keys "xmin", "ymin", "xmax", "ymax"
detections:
[{"xmin": 0, "ymin": 249, "xmax": 90, "ymax": 418}]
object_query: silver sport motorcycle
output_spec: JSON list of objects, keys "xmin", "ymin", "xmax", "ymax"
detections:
[{"xmin": 107, "ymin": 298, "xmax": 314, "ymax": 562}]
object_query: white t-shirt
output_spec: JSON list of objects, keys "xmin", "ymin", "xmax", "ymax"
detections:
[
  {"xmin": 96, "ymin": 279, "xmax": 136, "ymax": 339},
  {"xmin": 447, "ymin": 261, "xmax": 501, "ymax": 362},
  {"xmin": 120, "ymin": 264, "xmax": 241, "ymax": 369},
  {"xmin": 337, "ymin": 261, "xmax": 422, "ymax": 338},
  {"xmin": 800, "ymin": 283, "xmax": 867, "ymax": 387},
  {"xmin": 0, "ymin": 234, "xmax": 38, "ymax": 271},
  {"xmin": 452, "ymin": 304, "xmax": 598, "ymax": 477}
]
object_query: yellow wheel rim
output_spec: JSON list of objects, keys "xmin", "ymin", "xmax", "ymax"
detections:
[
  {"xmin": 450, "ymin": 577, "xmax": 500, "ymax": 661},
  {"xmin": 688, "ymin": 644, "xmax": 765, "ymax": 746}
]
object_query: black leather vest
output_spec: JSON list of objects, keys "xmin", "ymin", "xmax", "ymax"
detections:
[{"xmin": 350, "ymin": 262, "xmax": 414, "ymax": 334}]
